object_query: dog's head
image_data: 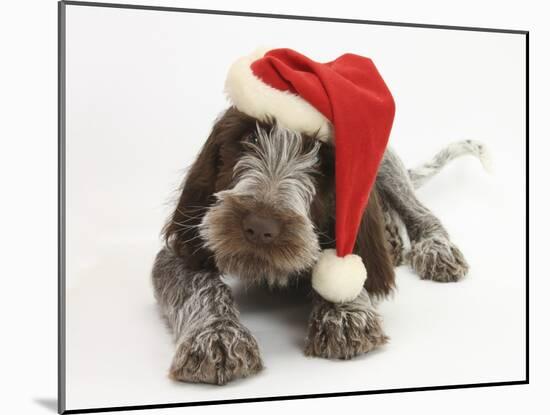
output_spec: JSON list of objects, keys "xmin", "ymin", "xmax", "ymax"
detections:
[{"xmin": 163, "ymin": 107, "xmax": 394, "ymax": 294}]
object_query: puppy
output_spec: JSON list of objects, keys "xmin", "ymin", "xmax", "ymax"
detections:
[{"xmin": 151, "ymin": 107, "xmax": 488, "ymax": 385}]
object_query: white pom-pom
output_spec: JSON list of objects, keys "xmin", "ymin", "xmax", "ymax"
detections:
[{"xmin": 311, "ymin": 249, "xmax": 367, "ymax": 303}]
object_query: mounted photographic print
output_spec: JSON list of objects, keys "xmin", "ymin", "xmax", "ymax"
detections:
[{"xmin": 58, "ymin": 1, "xmax": 528, "ymax": 413}]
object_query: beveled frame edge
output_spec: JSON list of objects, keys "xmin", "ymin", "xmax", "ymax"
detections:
[{"xmin": 57, "ymin": 1, "xmax": 530, "ymax": 413}]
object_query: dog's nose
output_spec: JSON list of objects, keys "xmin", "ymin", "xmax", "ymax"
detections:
[{"xmin": 242, "ymin": 213, "xmax": 281, "ymax": 244}]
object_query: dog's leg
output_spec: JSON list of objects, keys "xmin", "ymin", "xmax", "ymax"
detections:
[
  {"xmin": 304, "ymin": 289, "xmax": 388, "ymax": 359},
  {"xmin": 152, "ymin": 247, "xmax": 263, "ymax": 385},
  {"xmin": 380, "ymin": 197, "xmax": 405, "ymax": 267},
  {"xmin": 377, "ymin": 149, "xmax": 469, "ymax": 282}
]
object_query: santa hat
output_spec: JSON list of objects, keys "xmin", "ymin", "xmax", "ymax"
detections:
[{"xmin": 225, "ymin": 48, "xmax": 395, "ymax": 303}]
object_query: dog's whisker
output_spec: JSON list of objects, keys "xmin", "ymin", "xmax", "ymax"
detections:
[
  {"xmin": 175, "ymin": 206, "xmax": 209, "ymax": 215},
  {"xmin": 172, "ymin": 213, "xmax": 205, "ymax": 223},
  {"xmin": 175, "ymin": 211, "xmax": 204, "ymax": 218},
  {"xmin": 177, "ymin": 206, "xmax": 210, "ymax": 212},
  {"xmin": 172, "ymin": 222, "xmax": 202, "ymax": 229},
  {"xmin": 179, "ymin": 233, "xmax": 206, "ymax": 246},
  {"xmin": 172, "ymin": 229, "xmax": 196, "ymax": 237},
  {"xmin": 190, "ymin": 241, "xmax": 209, "ymax": 257}
]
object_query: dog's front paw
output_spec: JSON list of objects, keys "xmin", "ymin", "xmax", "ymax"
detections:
[
  {"xmin": 169, "ymin": 320, "xmax": 263, "ymax": 385},
  {"xmin": 304, "ymin": 295, "xmax": 388, "ymax": 360},
  {"xmin": 408, "ymin": 236, "xmax": 469, "ymax": 282}
]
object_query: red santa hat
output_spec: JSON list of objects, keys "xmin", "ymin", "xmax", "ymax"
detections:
[{"xmin": 225, "ymin": 48, "xmax": 395, "ymax": 303}]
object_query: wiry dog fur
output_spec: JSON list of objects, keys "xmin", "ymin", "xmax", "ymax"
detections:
[{"xmin": 152, "ymin": 107, "xmax": 485, "ymax": 384}]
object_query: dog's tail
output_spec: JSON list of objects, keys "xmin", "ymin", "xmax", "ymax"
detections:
[{"xmin": 408, "ymin": 140, "xmax": 491, "ymax": 189}]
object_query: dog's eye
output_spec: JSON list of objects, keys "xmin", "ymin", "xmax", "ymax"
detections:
[{"xmin": 244, "ymin": 133, "xmax": 258, "ymax": 145}]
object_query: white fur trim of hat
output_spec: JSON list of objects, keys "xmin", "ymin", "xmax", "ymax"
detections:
[{"xmin": 224, "ymin": 48, "xmax": 332, "ymax": 141}]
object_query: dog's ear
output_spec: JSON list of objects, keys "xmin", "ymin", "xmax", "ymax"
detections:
[
  {"xmin": 354, "ymin": 185, "xmax": 396, "ymax": 298},
  {"xmin": 163, "ymin": 107, "xmax": 255, "ymax": 270}
]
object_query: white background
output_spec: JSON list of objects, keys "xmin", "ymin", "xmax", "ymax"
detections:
[{"xmin": 0, "ymin": 1, "xmax": 545, "ymax": 415}]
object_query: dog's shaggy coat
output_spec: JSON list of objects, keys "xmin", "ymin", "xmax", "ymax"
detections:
[{"xmin": 152, "ymin": 107, "xmax": 484, "ymax": 385}]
